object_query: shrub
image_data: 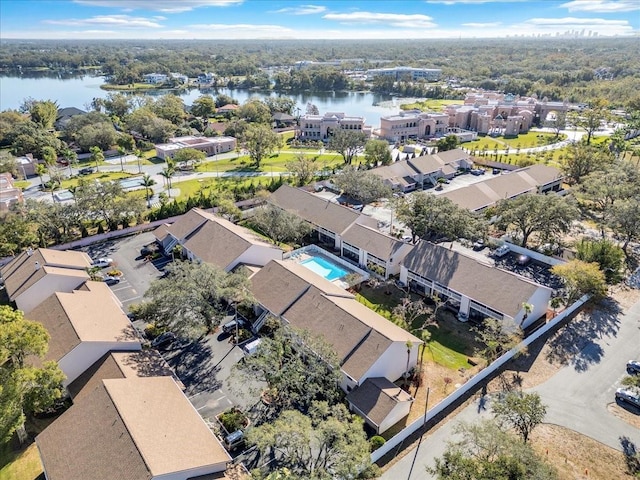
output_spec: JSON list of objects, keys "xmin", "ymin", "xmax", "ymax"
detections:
[
  {"xmin": 144, "ymin": 323, "xmax": 165, "ymax": 339},
  {"xmin": 370, "ymin": 435, "xmax": 386, "ymax": 452},
  {"xmin": 218, "ymin": 408, "xmax": 248, "ymax": 433}
]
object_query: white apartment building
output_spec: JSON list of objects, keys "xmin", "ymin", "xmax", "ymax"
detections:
[
  {"xmin": 297, "ymin": 112, "xmax": 371, "ymax": 142},
  {"xmin": 367, "ymin": 67, "xmax": 442, "ymax": 82},
  {"xmin": 155, "ymin": 136, "xmax": 236, "ymax": 160}
]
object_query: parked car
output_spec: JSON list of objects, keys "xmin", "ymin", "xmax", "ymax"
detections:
[
  {"xmin": 470, "ymin": 169, "xmax": 485, "ymax": 176},
  {"xmin": 224, "ymin": 430, "xmax": 245, "ymax": 451},
  {"xmin": 151, "ymin": 332, "xmax": 176, "ymax": 350},
  {"xmin": 103, "ymin": 275, "xmax": 121, "ymax": 286},
  {"xmin": 140, "ymin": 244, "xmax": 158, "ymax": 256},
  {"xmin": 492, "ymin": 168, "xmax": 501, "ymax": 175},
  {"xmin": 517, "ymin": 254, "xmax": 531, "ymax": 266},
  {"xmin": 493, "ymin": 245, "xmax": 510, "ymax": 258},
  {"xmin": 92, "ymin": 257, "xmax": 113, "ymax": 268},
  {"xmin": 222, "ymin": 318, "xmax": 247, "ymax": 335},
  {"xmin": 627, "ymin": 360, "xmax": 640, "ymax": 374},
  {"xmin": 78, "ymin": 167, "xmax": 95, "ymax": 175},
  {"xmin": 615, "ymin": 387, "xmax": 640, "ymax": 408},
  {"xmin": 472, "ymin": 239, "xmax": 485, "ymax": 251}
]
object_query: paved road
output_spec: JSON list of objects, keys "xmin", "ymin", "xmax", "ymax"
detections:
[{"xmin": 382, "ymin": 296, "xmax": 640, "ymax": 479}]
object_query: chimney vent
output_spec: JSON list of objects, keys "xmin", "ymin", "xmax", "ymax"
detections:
[{"xmin": 34, "ymin": 261, "xmax": 41, "ymax": 271}]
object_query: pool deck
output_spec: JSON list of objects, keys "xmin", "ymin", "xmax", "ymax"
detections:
[{"xmin": 286, "ymin": 249, "xmax": 363, "ymax": 289}]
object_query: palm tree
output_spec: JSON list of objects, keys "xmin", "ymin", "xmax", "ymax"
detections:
[
  {"xmin": 160, "ymin": 167, "xmax": 175, "ymax": 197},
  {"xmin": 67, "ymin": 185, "xmax": 78, "ymax": 204},
  {"xmin": 404, "ymin": 339, "xmax": 413, "ymax": 388},
  {"xmin": 134, "ymin": 148, "xmax": 143, "ymax": 174},
  {"xmin": 142, "ymin": 174, "xmax": 156, "ymax": 207},
  {"xmin": 36, "ymin": 163, "xmax": 47, "ymax": 189},
  {"xmin": 520, "ymin": 302, "xmax": 534, "ymax": 327},
  {"xmin": 62, "ymin": 148, "xmax": 78, "ymax": 177},
  {"xmin": 117, "ymin": 146, "xmax": 126, "ymax": 172},
  {"xmin": 89, "ymin": 146, "xmax": 104, "ymax": 173}
]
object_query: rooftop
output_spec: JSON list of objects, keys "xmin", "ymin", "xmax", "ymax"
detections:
[{"xmin": 346, "ymin": 377, "xmax": 413, "ymax": 428}]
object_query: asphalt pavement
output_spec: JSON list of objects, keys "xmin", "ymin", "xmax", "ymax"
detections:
[{"xmin": 382, "ymin": 295, "xmax": 640, "ymax": 479}]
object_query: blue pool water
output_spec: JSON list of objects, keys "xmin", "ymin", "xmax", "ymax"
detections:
[{"xmin": 300, "ymin": 256, "xmax": 348, "ymax": 281}]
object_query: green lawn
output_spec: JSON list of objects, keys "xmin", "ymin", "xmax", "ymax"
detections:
[
  {"xmin": 464, "ymin": 131, "xmax": 563, "ymax": 152},
  {"xmin": 0, "ymin": 442, "xmax": 43, "ymax": 480},
  {"xmin": 59, "ymin": 171, "xmax": 135, "ymax": 189},
  {"xmin": 400, "ymin": 99, "xmax": 463, "ymax": 111},
  {"xmin": 356, "ymin": 286, "xmax": 475, "ymax": 371},
  {"xmin": 100, "ymin": 82, "xmax": 157, "ymax": 91},
  {"xmin": 170, "ymin": 176, "xmax": 275, "ymax": 201}
]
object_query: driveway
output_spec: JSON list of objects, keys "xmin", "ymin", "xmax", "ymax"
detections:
[
  {"xmin": 161, "ymin": 323, "xmax": 265, "ymax": 425},
  {"xmin": 382, "ymin": 296, "xmax": 640, "ymax": 479},
  {"xmin": 82, "ymin": 231, "xmax": 165, "ymax": 313}
]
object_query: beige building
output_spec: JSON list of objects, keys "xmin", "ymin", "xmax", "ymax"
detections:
[
  {"xmin": 0, "ymin": 248, "xmax": 92, "ymax": 313},
  {"xmin": 155, "ymin": 135, "xmax": 237, "ymax": 160},
  {"xmin": 36, "ymin": 376, "xmax": 231, "ymax": 480},
  {"xmin": 439, "ymin": 164, "xmax": 564, "ymax": 212},
  {"xmin": 379, "ymin": 110, "xmax": 449, "ymax": 142},
  {"xmin": 27, "ymin": 281, "xmax": 142, "ymax": 387},
  {"xmin": 0, "ymin": 172, "xmax": 24, "ymax": 211},
  {"xmin": 297, "ymin": 112, "xmax": 371, "ymax": 142}
]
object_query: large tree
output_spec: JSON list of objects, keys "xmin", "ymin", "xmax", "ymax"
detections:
[
  {"xmin": 333, "ymin": 166, "xmax": 391, "ymax": 204},
  {"xmin": 473, "ymin": 318, "xmax": 523, "ymax": 364},
  {"xmin": 172, "ymin": 147, "xmax": 206, "ymax": 169},
  {"xmin": 575, "ymin": 238, "xmax": 624, "ymax": 284},
  {"xmin": 496, "ymin": 194, "xmax": 579, "ymax": 248},
  {"xmin": 251, "ymin": 204, "xmax": 311, "ymax": 245},
  {"xmin": 286, "ymin": 153, "xmax": 318, "ymax": 186},
  {"xmin": 191, "ymin": 95, "xmax": 217, "ymax": 120},
  {"xmin": 0, "ymin": 305, "xmax": 66, "ymax": 443},
  {"xmin": 74, "ymin": 177, "xmax": 144, "ymax": 230},
  {"xmin": 132, "ymin": 261, "xmax": 254, "ymax": 338},
  {"xmin": 328, "ymin": 129, "xmax": 368, "ymax": 165},
  {"xmin": 151, "ymin": 94, "xmax": 186, "ymax": 125},
  {"xmin": 561, "ymin": 143, "xmax": 611, "ymax": 185},
  {"xmin": 126, "ymin": 107, "xmax": 176, "ymax": 143},
  {"xmin": 429, "ymin": 420, "xmax": 558, "ymax": 480},
  {"xmin": 436, "ymin": 134, "xmax": 460, "ymax": 152},
  {"xmin": 233, "ymin": 325, "xmax": 342, "ymax": 415},
  {"xmin": 569, "ymin": 98, "xmax": 609, "ymax": 145},
  {"xmin": 237, "ymin": 99, "xmax": 272, "ymax": 124},
  {"xmin": 492, "ymin": 392, "xmax": 547, "ymax": 444},
  {"xmin": 0, "ymin": 212, "xmax": 38, "ymax": 256},
  {"xmin": 247, "ymin": 401, "xmax": 378, "ymax": 480},
  {"xmin": 241, "ymin": 124, "xmax": 282, "ymax": 168},
  {"xmin": 551, "ymin": 259, "xmax": 607, "ymax": 304},
  {"xmin": 26, "ymin": 99, "xmax": 58, "ymax": 129},
  {"xmin": 364, "ymin": 139, "xmax": 392, "ymax": 166},
  {"xmin": 9, "ymin": 122, "xmax": 61, "ymax": 158},
  {"xmin": 609, "ymin": 199, "xmax": 640, "ymax": 253}
]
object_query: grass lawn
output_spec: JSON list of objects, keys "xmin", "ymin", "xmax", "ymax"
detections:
[
  {"xmin": 100, "ymin": 82, "xmax": 157, "ymax": 91},
  {"xmin": 59, "ymin": 171, "xmax": 135, "ymax": 189},
  {"xmin": 400, "ymin": 99, "xmax": 463, "ymax": 111},
  {"xmin": 464, "ymin": 131, "xmax": 562, "ymax": 152},
  {"xmin": 0, "ymin": 442, "xmax": 42, "ymax": 480},
  {"xmin": 197, "ymin": 152, "xmax": 344, "ymax": 175},
  {"xmin": 171, "ymin": 176, "xmax": 275, "ymax": 201},
  {"xmin": 356, "ymin": 285, "xmax": 477, "ymax": 370}
]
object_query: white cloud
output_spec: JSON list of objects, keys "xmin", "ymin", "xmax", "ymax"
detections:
[
  {"xmin": 463, "ymin": 22, "xmax": 502, "ymax": 27},
  {"xmin": 560, "ymin": 0, "xmax": 640, "ymax": 13},
  {"xmin": 43, "ymin": 15, "xmax": 162, "ymax": 28},
  {"xmin": 273, "ymin": 5, "xmax": 327, "ymax": 15},
  {"xmin": 323, "ymin": 12, "xmax": 436, "ymax": 28},
  {"xmin": 526, "ymin": 16, "xmax": 629, "ymax": 26},
  {"xmin": 426, "ymin": 0, "xmax": 525, "ymax": 4},
  {"xmin": 73, "ymin": 0, "xmax": 243, "ymax": 13}
]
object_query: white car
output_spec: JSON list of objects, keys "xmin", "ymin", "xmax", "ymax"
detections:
[
  {"xmin": 92, "ymin": 257, "xmax": 113, "ymax": 268},
  {"xmin": 493, "ymin": 245, "xmax": 510, "ymax": 258},
  {"xmin": 616, "ymin": 387, "xmax": 640, "ymax": 408}
]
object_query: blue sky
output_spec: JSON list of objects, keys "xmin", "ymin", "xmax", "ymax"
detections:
[{"xmin": 1, "ymin": 0, "xmax": 638, "ymax": 39}]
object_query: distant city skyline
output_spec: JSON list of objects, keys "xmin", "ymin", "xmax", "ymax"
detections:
[{"xmin": 0, "ymin": 0, "xmax": 638, "ymax": 40}]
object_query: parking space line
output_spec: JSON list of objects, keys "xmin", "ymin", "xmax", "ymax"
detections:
[{"xmin": 120, "ymin": 295, "xmax": 141, "ymax": 302}]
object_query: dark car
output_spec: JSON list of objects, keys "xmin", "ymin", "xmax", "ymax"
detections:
[
  {"xmin": 472, "ymin": 239, "xmax": 485, "ymax": 251},
  {"xmin": 151, "ymin": 332, "xmax": 176, "ymax": 350},
  {"xmin": 222, "ymin": 319, "xmax": 247, "ymax": 334},
  {"xmin": 140, "ymin": 244, "xmax": 158, "ymax": 257},
  {"xmin": 103, "ymin": 275, "xmax": 121, "ymax": 286},
  {"xmin": 627, "ymin": 360, "xmax": 640, "ymax": 374},
  {"xmin": 78, "ymin": 167, "xmax": 95, "ymax": 175},
  {"xmin": 517, "ymin": 254, "xmax": 531, "ymax": 266},
  {"xmin": 616, "ymin": 388, "xmax": 640, "ymax": 408}
]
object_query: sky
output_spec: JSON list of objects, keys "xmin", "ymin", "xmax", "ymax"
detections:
[{"xmin": 0, "ymin": 0, "xmax": 638, "ymax": 40}]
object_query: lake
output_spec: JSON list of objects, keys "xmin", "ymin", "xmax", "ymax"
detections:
[{"xmin": 0, "ymin": 74, "xmax": 407, "ymax": 128}]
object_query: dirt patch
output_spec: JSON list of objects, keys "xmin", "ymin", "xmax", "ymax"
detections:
[
  {"xmin": 531, "ymin": 424, "xmax": 634, "ymax": 480},
  {"xmin": 607, "ymin": 403, "xmax": 640, "ymax": 429}
]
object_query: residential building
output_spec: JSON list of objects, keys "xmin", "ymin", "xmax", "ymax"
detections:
[
  {"xmin": 15, "ymin": 153, "xmax": 38, "ymax": 178},
  {"xmin": 269, "ymin": 185, "xmax": 412, "ymax": 278},
  {"xmin": 346, "ymin": 377, "xmax": 414, "ymax": 434},
  {"xmin": 36, "ymin": 376, "xmax": 231, "ymax": 480},
  {"xmin": 154, "ymin": 208, "xmax": 283, "ymax": 271},
  {"xmin": 68, "ymin": 350, "xmax": 183, "ymax": 402},
  {"xmin": 272, "ymin": 111, "xmax": 296, "ymax": 128},
  {"xmin": 370, "ymin": 148, "xmax": 474, "ymax": 192},
  {"xmin": 439, "ymin": 164, "xmax": 564, "ymax": 212},
  {"xmin": 54, "ymin": 106, "xmax": 86, "ymax": 130},
  {"xmin": 217, "ymin": 103, "xmax": 239, "ymax": 115},
  {"xmin": 197, "ymin": 72, "xmax": 216, "ymax": 84},
  {"xmin": 0, "ymin": 172, "xmax": 24, "ymax": 211},
  {"xmin": 0, "ymin": 247, "xmax": 92, "ymax": 313},
  {"xmin": 143, "ymin": 73, "xmax": 169, "ymax": 84},
  {"xmin": 155, "ymin": 135, "xmax": 236, "ymax": 160},
  {"xmin": 341, "ymin": 223, "xmax": 413, "ymax": 278},
  {"xmin": 26, "ymin": 281, "xmax": 141, "ymax": 387},
  {"xmin": 367, "ymin": 66, "xmax": 442, "ymax": 82},
  {"xmin": 297, "ymin": 112, "xmax": 372, "ymax": 142},
  {"xmin": 250, "ymin": 259, "xmax": 423, "ymax": 392},
  {"xmin": 400, "ymin": 242, "xmax": 552, "ymax": 329}
]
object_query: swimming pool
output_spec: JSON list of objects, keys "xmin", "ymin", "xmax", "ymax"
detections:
[
  {"xmin": 119, "ymin": 177, "xmax": 145, "ymax": 189},
  {"xmin": 300, "ymin": 256, "xmax": 348, "ymax": 281}
]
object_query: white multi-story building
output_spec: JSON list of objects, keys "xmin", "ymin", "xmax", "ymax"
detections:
[
  {"xmin": 297, "ymin": 112, "xmax": 371, "ymax": 142},
  {"xmin": 367, "ymin": 66, "xmax": 442, "ymax": 82}
]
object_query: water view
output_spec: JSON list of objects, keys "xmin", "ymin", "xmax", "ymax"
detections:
[{"xmin": 0, "ymin": 74, "xmax": 404, "ymax": 127}]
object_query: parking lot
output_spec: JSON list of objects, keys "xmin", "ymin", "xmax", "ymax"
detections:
[{"xmin": 80, "ymin": 232, "xmax": 265, "ymax": 430}]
